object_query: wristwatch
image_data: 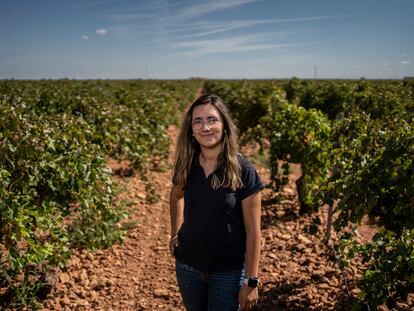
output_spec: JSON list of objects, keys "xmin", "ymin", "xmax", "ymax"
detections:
[{"xmin": 243, "ymin": 277, "xmax": 260, "ymax": 288}]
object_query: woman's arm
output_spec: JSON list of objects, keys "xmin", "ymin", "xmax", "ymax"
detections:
[
  {"xmin": 169, "ymin": 186, "xmax": 184, "ymax": 256},
  {"xmin": 239, "ymin": 190, "xmax": 262, "ymax": 310}
]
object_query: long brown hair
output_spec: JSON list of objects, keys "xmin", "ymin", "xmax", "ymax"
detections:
[{"xmin": 172, "ymin": 93, "xmax": 243, "ymax": 191}]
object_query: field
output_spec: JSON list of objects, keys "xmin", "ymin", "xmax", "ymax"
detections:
[{"xmin": 1, "ymin": 79, "xmax": 413, "ymax": 310}]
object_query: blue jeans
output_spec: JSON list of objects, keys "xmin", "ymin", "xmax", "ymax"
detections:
[{"xmin": 175, "ymin": 260, "xmax": 245, "ymax": 311}]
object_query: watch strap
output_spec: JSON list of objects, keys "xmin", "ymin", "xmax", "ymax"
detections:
[{"xmin": 243, "ymin": 277, "xmax": 260, "ymax": 288}]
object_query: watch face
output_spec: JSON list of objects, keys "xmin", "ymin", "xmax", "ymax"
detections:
[{"xmin": 248, "ymin": 278, "xmax": 259, "ymax": 288}]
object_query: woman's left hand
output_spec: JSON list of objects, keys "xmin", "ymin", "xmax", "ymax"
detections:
[
  {"xmin": 238, "ymin": 284, "xmax": 258, "ymax": 310},
  {"xmin": 169, "ymin": 235, "xmax": 178, "ymax": 257}
]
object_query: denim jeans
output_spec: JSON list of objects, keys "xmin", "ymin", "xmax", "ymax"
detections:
[{"xmin": 175, "ymin": 259, "xmax": 245, "ymax": 311}]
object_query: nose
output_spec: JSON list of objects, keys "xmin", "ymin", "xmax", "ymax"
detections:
[{"xmin": 201, "ymin": 122, "xmax": 211, "ymax": 130}]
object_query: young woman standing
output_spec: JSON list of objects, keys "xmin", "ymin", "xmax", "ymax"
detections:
[{"xmin": 169, "ymin": 94, "xmax": 263, "ymax": 311}]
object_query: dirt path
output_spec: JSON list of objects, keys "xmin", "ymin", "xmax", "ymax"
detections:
[
  {"xmin": 41, "ymin": 144, "xmax": 349, "ymax": 311},
  {"xmin": 41, "ymin": 124, "xmax": 183, "ymax": 311},
  {"xmin": 39, "ymin": 89, "xmax": 374, "ymax": 311},
  {"xmin": 40, "ymin": 88, "xmax": 205, "ymax": 311}
]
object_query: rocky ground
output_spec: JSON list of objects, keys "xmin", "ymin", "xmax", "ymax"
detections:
[
  {"xmin": 39, "ymin": 125, "xmax": 183, "ymax": 311},
  {"xmin": 35, "ymin": 125, "xmax": 383, "ymax": 311},
  {"xmin": 4, "ymin": 94, "xmax": 411, "ymax": 311}
]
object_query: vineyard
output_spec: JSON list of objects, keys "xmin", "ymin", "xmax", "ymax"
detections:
[{"xmin": 1, "ymin": 78, "xmax": 413, "ymax": 310}]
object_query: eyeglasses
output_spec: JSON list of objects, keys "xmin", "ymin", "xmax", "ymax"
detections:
[{"xmin": 192, "ymin": 117, "xmax": 221, "ymax": 130}]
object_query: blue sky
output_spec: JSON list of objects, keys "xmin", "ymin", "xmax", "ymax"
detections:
[{"xmin": 0, "ymin": 0, "xmax": 413, "ymax": 79}]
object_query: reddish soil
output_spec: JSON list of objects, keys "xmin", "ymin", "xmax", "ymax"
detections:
[
  {"xmin": 6, "ymin": 89, "xmax": 410, "ymax": 310},
  {"xmin": 36, "ymin": 126, "xmax": 374, "ymax": 311}
]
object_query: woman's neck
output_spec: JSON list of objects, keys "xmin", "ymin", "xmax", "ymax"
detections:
[{"xmin": 199, "ymin": 145, "xmax": 222, "ymax": 165}]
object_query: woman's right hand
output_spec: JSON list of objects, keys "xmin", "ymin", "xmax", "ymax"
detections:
[{"xmin": 169, "ymin": 235, "xmax": 178, "ymax": 257}]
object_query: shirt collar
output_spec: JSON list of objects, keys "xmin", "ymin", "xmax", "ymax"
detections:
[{"xmin": 192, "ymin": 149, "xmax": 225, "ymax": 177}]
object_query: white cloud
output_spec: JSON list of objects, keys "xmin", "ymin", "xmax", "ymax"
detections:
[
  {"xmin": 169, "ymin": 20, "xmax": 292, "ymax": 40},
  {"xmin": 381, "ymin": 62, "xmax": 389, "ymax": 66},
  {"xmin": 401, "ymin": 60, "xmax": 410, "ymax": 65},
  {"xmin": 167, "ymin": 16, "xmax": 331, "ymax": 41},
  {"xmin": 100, "ymin": 0, "xmax": 333, "ymax": 47},
  {"xmin": 82, "ymin": 35, "xmax": 89, "ymax": 40},
  {"xmin": 106, "ymin": 13, "xmax": 329, "ymax": 47},
  {"xmin": 171, "ymin": 32, "xmax": 302, "ymax": 57},
  {"xmin": 96, "ymin": 28, "xmax": 108, "ymax": 35},
  {"xmin": 179, "ymin": 0, "xmax": 260, "ymax": 19}
]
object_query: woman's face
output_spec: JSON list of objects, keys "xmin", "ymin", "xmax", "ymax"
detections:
[{"xmin": 191, "ymin": 103, "xmax": 224, "ymax": 150}]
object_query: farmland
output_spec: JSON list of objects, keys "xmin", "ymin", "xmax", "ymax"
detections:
[{"xmin": 1, "ymin": 79, "xmax": 413, "ymax": 310}]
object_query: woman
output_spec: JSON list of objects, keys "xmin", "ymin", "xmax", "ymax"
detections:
[{"xmin": 169, "ymin": 93, "xmax": 263, "ymax": 311}]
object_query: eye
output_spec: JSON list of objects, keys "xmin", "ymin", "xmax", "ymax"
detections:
[
  {"xmin": 207, "ymin": 117, "xmax": 218, "ymax": 125},
  {"xmin": 193, "ymin": 119, "xmax": 203, "ymax": 126}
]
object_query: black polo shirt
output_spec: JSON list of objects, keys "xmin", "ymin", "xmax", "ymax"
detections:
[{"xmin": 174, "ymin": 152, "xmax": 264, "ymax": 273}]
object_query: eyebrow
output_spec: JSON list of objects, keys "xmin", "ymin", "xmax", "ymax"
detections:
[{"xmin": 192, "ymin": 115, "xmax": 218, "ymax": 121}]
